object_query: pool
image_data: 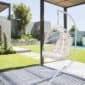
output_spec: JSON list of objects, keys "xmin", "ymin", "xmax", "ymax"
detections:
[{"xmin": 72, "ymin": 46, "xmax": 85, "ymax": 49}]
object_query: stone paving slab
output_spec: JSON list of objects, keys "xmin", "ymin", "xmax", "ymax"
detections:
[
  {"xmin": 45, "ymin": 60, "xmax": 85, "ymax": 79},
  {"xmin": 0, "ymin": 66, "xmax": 85, "ymax": 85}
]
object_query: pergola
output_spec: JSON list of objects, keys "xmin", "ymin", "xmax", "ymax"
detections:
[
  {"xmin": 0, "ymin": 1, "xmax": 11, "ymax": 19},
  {"xmin": 40, "ymin": 0, "xmax": 85, "ymax": 65}
]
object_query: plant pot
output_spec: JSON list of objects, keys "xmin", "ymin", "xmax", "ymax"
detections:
[{"xmin": 82, "ymin": 37, "xmax": 85, "ymax": 46}]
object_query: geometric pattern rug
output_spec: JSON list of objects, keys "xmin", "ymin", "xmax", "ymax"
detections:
[{"xmin": 0, "ymin": 66, "xmax": 85, "ymax": 85}]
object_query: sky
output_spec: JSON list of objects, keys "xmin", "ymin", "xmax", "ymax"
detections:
[{"xmin": 0, "ymin": 0, "xmax": 85, "ymax": 31}]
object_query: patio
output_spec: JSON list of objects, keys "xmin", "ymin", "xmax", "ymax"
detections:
[
  {"xmin": 0, "ymin": 66, "xmax": 85, "ymax": 85},
  {"xmin": 0, "ymin": 0, "xmax": 85, "ymax": 85},
  {"xmin": 45, "ymin": 60, "xmax": 85, "ymax": 79}
]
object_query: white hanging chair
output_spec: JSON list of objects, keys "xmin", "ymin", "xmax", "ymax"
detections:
[
  {"xmin": 43, "ymin": 27, "xmax": 72, "ymax": 60},
  {"xmin": 43, "ymin": 10, "xmax": 77, "ymax": 62}
]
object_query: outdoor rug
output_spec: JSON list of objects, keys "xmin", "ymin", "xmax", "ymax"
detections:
[{"xmin": 0, "ymin": 65, "xmax": 85, "ymax": 85}]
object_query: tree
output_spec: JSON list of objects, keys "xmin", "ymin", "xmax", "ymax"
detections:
[
  {"xmin": 13, "ymin": 3, "xmax": 32, "ymax": 38},
  {"xmin": 52, "ymin": 28, "xmax": 58, "ymax": 32},
  {"xmin": 69, "ymin": 25, "xmax": 79, "ymax": 38},
  {"xmin": 69, "ymin": 25, "xmax": 79, "ymax": 32}
]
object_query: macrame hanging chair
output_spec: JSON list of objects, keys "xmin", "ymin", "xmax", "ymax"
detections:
[
  {"xmin": 42, "ymin": 10, "xmax": 77, "ymax": 62},
  {"xmin": 43, "ymin": 27, "xmax": 72, "ymax": 61}
]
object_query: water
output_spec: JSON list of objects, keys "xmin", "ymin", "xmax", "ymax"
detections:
[{"xmin": 72, "ymin": 46, "xmax": 85, "ymax": 49}]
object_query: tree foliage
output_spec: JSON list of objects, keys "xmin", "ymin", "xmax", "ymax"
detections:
[
  {"xmin": 52, "ymin": 28, "xmax": 58, "ymax": 32},
  {"xmin": 69, "ymin": 25, "xmax": 79, "ymax": 32},
  {"xmin": 13, "ymin": 3, "xmax": 32, "ymax": 37}
]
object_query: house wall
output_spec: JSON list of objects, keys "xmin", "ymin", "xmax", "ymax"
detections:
[
  {"xmin": 0, "ymin": 17, "xmax": 11, "ymax": 43},
  {"xmin": 11, "ymin": 20, "xmax": 17, "ymax": 35},
  {"xmin": 25, "ymin": 22, "xmax": 34, "ymax": 34},
  {"xmin": 25, "ymin": 21, "xmax": 51, "ymax": 35},
  {"xmin": 12, "ymin": 21, "xmax": 51, "ymax": 35}
]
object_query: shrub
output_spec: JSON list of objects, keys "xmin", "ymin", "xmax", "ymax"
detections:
[
  {"xmin": 21, "ymin": 34, "xmax": 34, "ymax": 40},
  {"xmin": 3, "ymin": 32, "xmax": 8, "ymax": 50},
  {"xmin": 77, "ymin": 41, "xmax": 82, "ymax": 46},
  {"xmin": 69, "ymin": 25, "xmax": 79, "ymax": 32},
  {"xmin": 0, "ymin": 32, "xmax": 15, "ymax": 55},
  {"xmin": 0, "ymin": 42, "xmax": 2, "ymax": 46},
  {"xmin": 4, "ymin": 47, "xmax": 15, "ymax": 54},
  {"xmin": 21, "ymin": 34, "xmax": 28, "ymax": 40},
  {"xmin": 73, "ymin": 41, "xmax": 82, "ymax": 46},
  {"xmin": 27, "ymin": 34, "xmax": 34, "ymax": 40},
  {"xmin": 0, "ymin": 48, "xmax": 4, "ymax": 54},
  {"xmin": 11, "ymin": 33, "xmax": 21, "ymax": 39}
]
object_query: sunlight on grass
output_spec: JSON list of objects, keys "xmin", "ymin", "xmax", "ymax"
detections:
[
  {"xmin": 0, "ymin": 54, "xmax": 39, "ymax": 70},
  {"xmin": 18, "ymin": 45, "xmax": 85, "ymax": 63},
  {"xmin": 70, "ymin": 48, "xmax": 85, "ymax": 63}
]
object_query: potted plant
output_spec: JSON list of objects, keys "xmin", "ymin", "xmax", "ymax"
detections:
[{"xmin": 82, "ymin": 35, "xmax": 85, "ymax": 46}]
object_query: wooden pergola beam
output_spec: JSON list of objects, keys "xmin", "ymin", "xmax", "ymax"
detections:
[
  {"xmin": 0, "ymin": 1, "xmax": 10, "ymax": 12},
  {"xmin": 8, "ymin": 4, "xmax": 11, "ymax": 20},
  {"xmin": 0, "ymin": 1, "xmax": 11, "ymax": 20},
  {"xmin": 40, "ymin": 0, "xmax": 44, "ymax": 66},
  {"xmin": 0, "ymin": 1, "xmax": 10, "ymax": 6},
  {"xmin": 45, "ymin": 0, "xmax": 85, "ymax": 8},
  {"xmin": 64, "ymin": 8, "xmax": 67, "ymax": 29}
]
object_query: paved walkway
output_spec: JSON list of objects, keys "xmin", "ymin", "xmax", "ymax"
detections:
[
  {"xmin": 45, "ymin": 60, "xmax": 85, "ymax": 79},
  {"xmin": 0, "ymin": 66, "xmax": 85, "ymax": 85}
]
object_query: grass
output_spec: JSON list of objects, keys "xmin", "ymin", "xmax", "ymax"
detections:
[
  {"xmin": 18, "ymin": 45, "xmax": 53, "ymax": 53},
  {"xmin": 0, "ymin": 45, "xmax": 84, "ymax": 70},
  {"xmin": 0, "ymin": 54, "xmax": 39, "ymax": 70},
  {"xmin": 70, "ymin": 48, "xmax": 85, "ymax": 63},
  {"xmin": 18, "ymin": 45, "xmax": 85, "ymax": 63}
]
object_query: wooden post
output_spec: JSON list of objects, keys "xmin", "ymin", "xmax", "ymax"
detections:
[
  {"xmin": 64, "ymin": 8, "xmax": 67, "ymax": 29},
  {"xmin": 8, "ymin": 4, "xmax": 11, "ymax": 20},
  {"xmin": 40, "ymin": 0, "xmax": 44, "ymax": 66}
]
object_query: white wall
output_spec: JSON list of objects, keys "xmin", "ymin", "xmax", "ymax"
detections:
[
  {"xmin": 0, "ymin": 18, "xmax": 11, "ymax": 44},
  {"xmin": 25, "ymin": 21, "xmax": 51, "ymax": 34}
]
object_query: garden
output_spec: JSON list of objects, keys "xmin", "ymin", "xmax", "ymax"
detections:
[
  {"xmin": 0, "ymin": 3, "xmax": 40, "ymax": 71},
  {"xmin": 0, "ymin": 32, "xmax": 15, "ymax": 55},
  {"xmin": 0, "ymin": 54, "xmax": 39, "ymax": 71},
  {"xmin": 0, "ymin": 3, "xmax": 84, "ymax": 72},
  {"xmin": 18, "ymin": 45, "xmax": 85, "ymax": 63}
]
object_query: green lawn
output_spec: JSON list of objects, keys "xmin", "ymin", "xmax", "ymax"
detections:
[
  {"xmin": 0, "ymin": 45, "xmax": 84, "ymax": 70},
  {"xmin": 0, "ymin": 54, "xmax": 39, "ymax": 70},
  {"xmin": 18, "ymin": 45, "xmax": 53, "ymax": 53},
  {"xmin": 18, "ymin": 45, "xmax": 85, "ymax": 63},
  {"xmin": 70, "ymin": 48, "xmax": 85, "ymax": 63}
]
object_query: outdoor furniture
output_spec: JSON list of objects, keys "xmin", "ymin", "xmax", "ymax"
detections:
[
  {"xmin": 43, "ymin": 9, "xmax": 77, "ymax": 61},
  {"xmin": 43, "ymin": 31, "xmax": 72, "ymax": 60}
]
